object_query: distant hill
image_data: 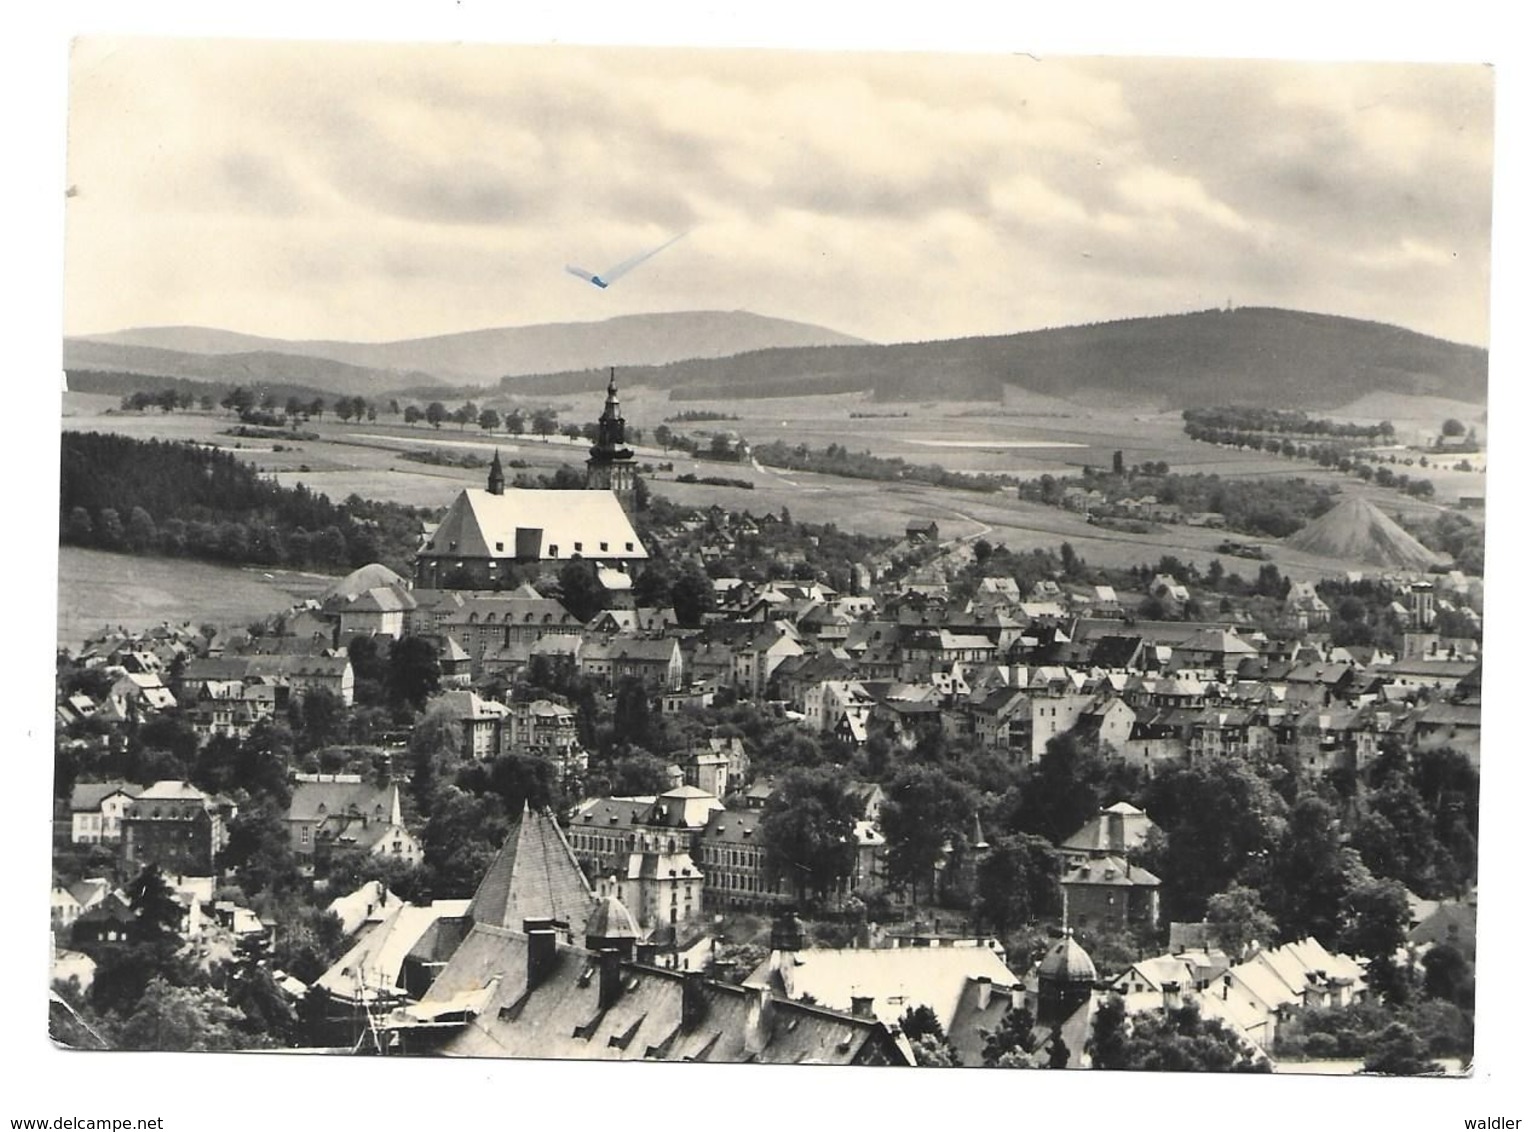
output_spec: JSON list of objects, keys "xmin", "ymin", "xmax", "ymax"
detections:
[
  {"xmin": 500, "ymin": 307, "xmax": 1488, "ymax": 411},
  {"xmin": 63, "ymin": 369, "xmax": 345, "ymax": 407},
  {"xmin": 63, "ymin": 339, "xmax": 439, "ymax": 398},
  {"xmin": 70, "ymin": 310, "xmax": 867, "ymax": 388}
]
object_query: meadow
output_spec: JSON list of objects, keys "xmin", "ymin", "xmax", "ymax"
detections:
[
  {"xmin": 56, "ymin": 384, "xmax": 1486, "ymax": 634},
  {"xmin": 57, "ymin": 545, "xmax": 334, "ymax": 649}
]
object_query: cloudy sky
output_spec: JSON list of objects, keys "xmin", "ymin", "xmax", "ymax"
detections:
[{"xmin": 63, "ymin": 39, "xmax": 1494, "ymax": 347}]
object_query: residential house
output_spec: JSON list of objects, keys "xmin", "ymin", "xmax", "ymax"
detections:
[
  {"xmin": 1059, "ymin": 802, "xmax": 1158, "ymax": 866},
  {"xmin": 428, "ymin": 689, "xmax": 512, "ymax": 760},
  {"xmin": 69, "ymin": 781, "xmax": 143, "ymax": 845},
  {"xmin": 285, "ymin": 776, "xmax": 422, "ymax": 867},
  {"xmin": 1060, "ymin": 856, "xmax": 1161, "ymax": 935},
  {"xmin": 506, "ymin": 698, "xmax": 588, "ymax": 779},
  {"xmin": 580, "ymin": 637, "xmax": 685, "ymax": 691},
  {"xmin": 121, "ymin": 781, "xmax": 232, "ymax": 875},
  {"xmin": 335, "ymin": 585, "xmax": 417, "ymax": 641},
  {"xmin": 733, "ymin": 624, "xmax": 805, "ymax": 699},
  {"xmin": 1199, "ymin": 938, "xmax": 1367, "ymax": 1051}
]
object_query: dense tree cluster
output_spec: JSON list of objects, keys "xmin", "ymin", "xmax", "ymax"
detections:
[
  {"xmin": 1183, "ymin": 406, "xmax": 1395, "ymax": 441},
  {"xmin": 59, "ymin": 432, "xmax": 428, "ymax": 574},
  {"xmin": 1087, "ymin": 996, "xmax": 1271, "ymax": 1072},
  {"xmin": 1021, "ymin": 465, "xmax": 1339, "ymax": 540}
]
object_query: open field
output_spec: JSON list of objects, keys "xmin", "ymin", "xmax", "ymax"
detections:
[
  {"xmin": 57, "ymin": 546, "xmax": 335, "ymax": 649},
  {"xmin": 58, "ymin": 389, "xmax": 1485, "ymax": 589}
]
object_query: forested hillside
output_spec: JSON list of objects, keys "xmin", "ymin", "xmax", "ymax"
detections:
[{"xmin": 58, "ymin": 432, "xmax": 428, "ymax": 575}]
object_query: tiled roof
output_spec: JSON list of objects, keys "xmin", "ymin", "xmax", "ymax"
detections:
[
  {"xmin": 412, "ymin": 924, "xmax": 908, "ymax": 1065},
  {"xmin": 744, "ymin": 945, "xmax": 1016, "ymax": 1031},
  {"xmin": 466, "ymin": 806, "xmax": 594, "ymax": 939},
  {"xmin": 1060, "ymin": 855, "xmax": 1160, "ymax": 888},
  {"xmin": 288, "ymin": 781, "xmax": 397, "ymax": 824},
  {"xmin": 69, "ymin": 781, "xmax": 143, "ymax": 812}
]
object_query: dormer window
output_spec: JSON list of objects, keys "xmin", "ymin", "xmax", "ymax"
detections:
[
  {"xmin": 495, "ymin": 542, "xmax": 504, "ymax": 552},
  {"xmin": 549, "ymin": 546, "xmax": 559, "ymax": 557},
  {"xmin": 574, "ymin": 542, "xmax": 583, "ymax": 552},
  {"xmin": 600, "ymin": 542, "xmax": 609, "ymax": 551}
]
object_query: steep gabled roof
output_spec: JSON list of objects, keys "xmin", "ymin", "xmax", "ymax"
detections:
[
  {"xmin": 69, "ymin": 781, "xmax": 144, "ymax": 812},
  {"xmin": 424, "ymin": 488, "xmax": 647, "ymax": 562},
  {"xmin": 466, "ymin": 805, "xmax": 594, "ymax": 939},
  {"xmin": 414, "ymin": 923, "xmax": 908, "ymax": 1064}
]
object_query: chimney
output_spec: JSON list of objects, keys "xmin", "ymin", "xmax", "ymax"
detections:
[
  {"xmin": 598, "ymin": 947, "xmax": 624, "ymax": 1010},
  {"xmin": 1010, "ymin": 983, "xmax": 1027, "ymax": 1012},
  {"xmin": 1161, "ymin": 981, "xmax": 1181, "ymax": 1011},
  {"xmin": 525, "ymin": 918, "xmax": 558, "ymax": 990},
  {"xmin": 681, "ymin": 970, "xmax": 707, "ymax": 1030},
  {"xmin": 1107, "ymin": 809, "xmax": 1126, "ymax": 853},
  {"xmin": 975, "ymin": 976, "xmax": 992, "ymax": 1012},
  {"xmin": 744, "ymin": 984, "xmax": 774, "ymax": 1056},
  {"xmin": 850, "ymin": 995, "xmax": 875, "ymax": 1018}
]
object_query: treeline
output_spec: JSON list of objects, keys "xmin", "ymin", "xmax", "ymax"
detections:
[
  {"xmin": 1182, "ymin": 411, "xmax": 1440, "ymax": 502},
  {"xmin": 663, "ymin": 409, "xmax": 739, "ymax": 423},
  {"xmin": 675, "ymin": 473, "xmax": 754, "ymax": 490},
  {"xmin": 68, "ymin": 370, "xmax": 336, "ymax": 409},
  {"xmin": 58, "ymin": 432, "xmax": 427, "ymax": 574},
  {"xmin": 651, "ymin": 425, "xmax": 745, "ymax": 462},
  {"xmin": 752, "ymin": 440, "xmax": 1017, "ymax": 494},
  {"xmin": 120, "ymin": 388, "xmax": 209, "ymax": 412},
  {"xmin": 1184, "ymin": 406, "xmax": 1396, "ymax": 440},
  {"xmin": 220, "ymin": 387, "xmax": 376, "ymax": 424}
]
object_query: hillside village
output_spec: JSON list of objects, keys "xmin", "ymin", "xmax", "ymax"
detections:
[{"xmin": 50, "ymin": 377, "xmax": 1480, "ymax": 1074}]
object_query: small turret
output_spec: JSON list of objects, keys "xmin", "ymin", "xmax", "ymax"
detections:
[{"xmin": 487, "ymin": 449, "xmax": 505, "ymax": 496}]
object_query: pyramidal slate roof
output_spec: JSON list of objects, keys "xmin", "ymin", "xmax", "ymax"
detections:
[{"xmin": 466, "ymin": 804, "xmax": 594, "ymax": 939}]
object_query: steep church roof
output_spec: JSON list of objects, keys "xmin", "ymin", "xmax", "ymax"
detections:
[
  {"xmin": 466, "ymin": 804, "xmax": 595, "ymax": 939},
  {"xmin": 424, "ymin": 488, "xmax": 647, "ymax": 562}
]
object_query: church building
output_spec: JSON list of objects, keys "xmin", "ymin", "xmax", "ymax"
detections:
[{"xmin": 413, "ymin": 372, "xmax": 647, "ymax": 590}]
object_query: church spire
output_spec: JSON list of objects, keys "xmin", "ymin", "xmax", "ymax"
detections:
[
  {"xmin": 597, "ymin": 366, "xmax": 627, "ymax": 451},
  {"xmin": 488, "ymin": 448, "xmax": 505, "ymax": 495},
  {"xmin": 588, "ymin": 367, "xmax": 637, "ymax": 514}
]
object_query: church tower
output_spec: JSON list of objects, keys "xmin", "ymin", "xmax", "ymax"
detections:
[
  {"xmin": 487, "ymin": 448, "xmax": 505, "ymax": 496},
  {"xmin": 586, "ymin": 368, "xmax": 638, "ymax": 514}
]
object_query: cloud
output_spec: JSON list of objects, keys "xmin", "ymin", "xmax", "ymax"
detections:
[{"xmin": 62, "ymin": 41, "xmax": 1494, "ymax": 347}]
